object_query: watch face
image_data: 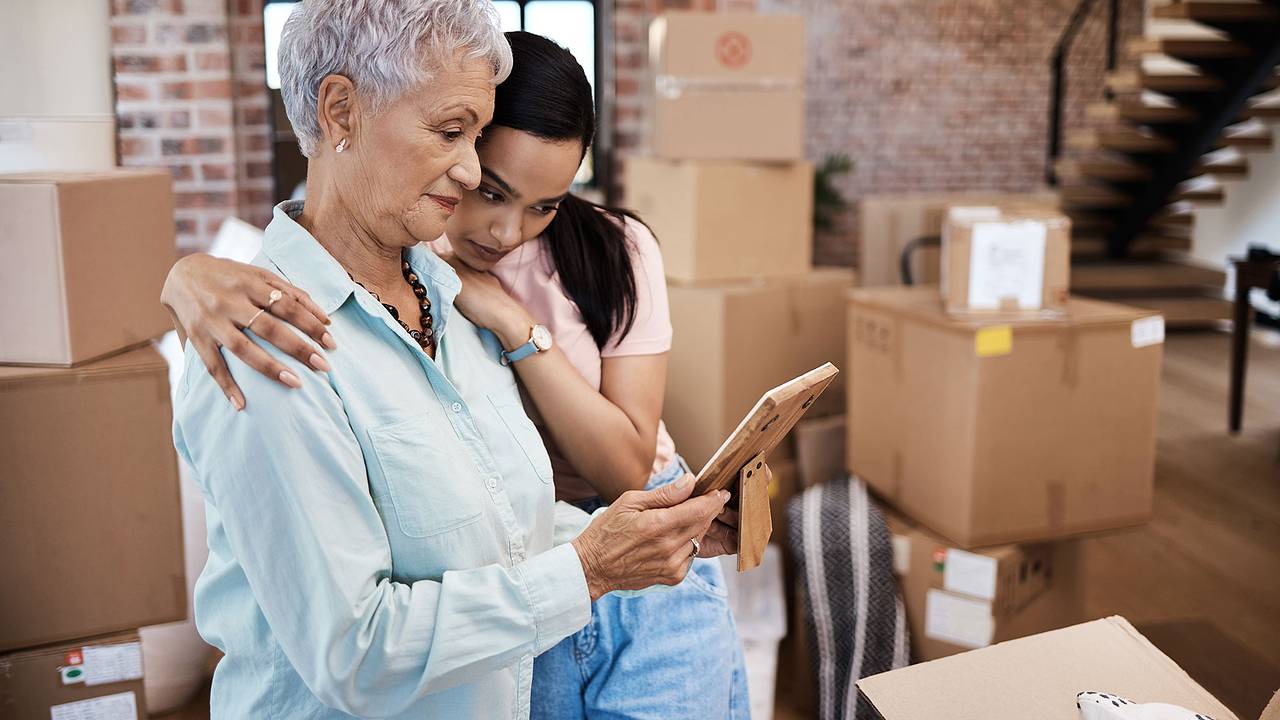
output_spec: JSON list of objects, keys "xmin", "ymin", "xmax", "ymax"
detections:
[{"xmin": 532, "ymin": 324, "xmax": 553, "ymax": 351}]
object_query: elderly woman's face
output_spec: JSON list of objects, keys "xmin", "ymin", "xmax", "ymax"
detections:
[{"xmin": 341, "ymin": 55, "xmax": 495, "ymax": 248}]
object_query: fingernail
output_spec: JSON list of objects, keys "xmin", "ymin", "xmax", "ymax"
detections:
[
  {"xmin": 228, "ymin": 395, "xmax": 244, "ymax": 412},
  {"xmin": 279, "ymin": 370, "xmax": 302, "ymax": 388},
  {"xmin": 721, "ymin": 490, "xmax": 731, "ymax": 503},
  {"xmin": 309, "ymin": 353, "xmax": 331, "ymax": 372},
  {"xmin": 321, "ymin": 332, "xmax": 337, "ymax": 350}
]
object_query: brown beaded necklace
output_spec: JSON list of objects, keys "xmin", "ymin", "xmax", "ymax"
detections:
[{"xmin": 350, "ymin": 254, "xmax": 435, "ymax": 352}]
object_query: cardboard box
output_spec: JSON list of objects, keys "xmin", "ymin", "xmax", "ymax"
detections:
[
  {"xmin": 858, "ymin": 192, "xmax": 1060, "ymax": 288},
  {"xmin": 941, "ymin": 205, "xmax": 1071, "ymax": 315},
  {"xmin": 0, "ymin": 631, "xmax": 147, "ymax": 719},
  {"xmin": 848, "ymin": 287, "xmax": 1162, "ymax": 547},
  {"xmin": 0, "ymin": 345, "xmax": 186, "ymax": 652},
  {"xmin": 884, "ymin": 507, "xmax": 1082, "ymax": 662},
  {"xmin": 794, "ymin": 414, "xmax": 845, "ymax": 489},
  {"xmin": 624, "ymin": 157, "xmax": 813, "ymax": 282},
  {"xmin": 719, "ymin": 545, "xmax": 787, "ymax": 720},
  {"xmin": 666, "ymin": 269, "xmax": 854, "ymax": 470},
  {"xmin": 648, "ymin": 12, "xmax": 804, "ymax": 161},
  {"xmin": 0, "ymin": 169, "xmax": 176, "ymax": 366},
  {"xmin": 857, "ymin": 616, "xmax": 1241, "ymax": 720}
]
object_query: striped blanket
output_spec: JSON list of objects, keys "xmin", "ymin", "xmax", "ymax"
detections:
[{"xmin": 787, "ymin": 476, "xmax": 910, "ymax": 720}]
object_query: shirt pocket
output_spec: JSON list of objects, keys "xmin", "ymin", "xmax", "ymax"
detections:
[
  {"xmin": 488, "ymin": 393, "xmax": 554, "ymax": 483},
  {"xmin": 368, "ymin": 414, "xmax": 484, "ymax": 538}
]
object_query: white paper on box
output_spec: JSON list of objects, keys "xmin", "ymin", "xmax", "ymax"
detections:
[
  {"xmin": 1131, "ymin": 316, "xmax": 1165, "ymax": 348},
  {"xmin": 967, "ymin": 221, "xmax": 1047, "ymax": 310},
  {"xmin": 924, "ymin": 588, "xmax": 995, "ymax": 650},
  {"xmin": 50, "ymin": 691, "xmax": 138, "ymax": 720},
  {"xmin": 942, "ymin": 549, "xmax": 999, "ymax": 600},
  {"xmin": 891, "ymin": 535, "xmax": 911, "ymax": 576},
  {"xmin": 81, "ymin": 642, "xmax": 143, "ymax": 687}
]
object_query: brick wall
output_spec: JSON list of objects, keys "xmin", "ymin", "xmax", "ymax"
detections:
[
  {"xmin": 611, "ymin": 0, "xmax": 1145, "ymax": 267},
  {"xmin": 111, "ymin": 0, "xmax": 273, "ymax": 253}
]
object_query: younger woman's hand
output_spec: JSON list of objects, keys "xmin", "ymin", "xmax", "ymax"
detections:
[
  {"xmin": 444, "ymin": 255, "xmax": 536, "ymax": 349},
  {"xmin": 161, "ymin": 254, "xmax": 335, "ymax": 410}
]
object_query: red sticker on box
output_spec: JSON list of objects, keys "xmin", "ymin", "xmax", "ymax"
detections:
[
  {"xmin": 65, "ymin": 650, "xmax": 83, "ymax": 666},
  {"xmin": 715, "ymin": 32, "xmax": 752, "ymax": 69}
]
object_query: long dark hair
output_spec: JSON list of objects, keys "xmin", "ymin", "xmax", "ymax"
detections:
[{"xmin": 493, "ymin": 31, "xmax": 645, "ymax": 348}]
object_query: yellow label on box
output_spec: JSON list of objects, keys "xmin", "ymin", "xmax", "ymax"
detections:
[{"xmin": 974, "ymin": 325, "xmax": 1012, "ymax": 357}]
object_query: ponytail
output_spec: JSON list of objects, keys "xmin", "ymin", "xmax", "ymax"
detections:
[{"xmin": 544, "ymin": 193, "xmax": 649, "ymax": 348}]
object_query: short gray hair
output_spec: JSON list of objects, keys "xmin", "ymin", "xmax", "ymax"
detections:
[{"xmin": 279, "ymin": 0, "xmax": 513, "ymax": 157}]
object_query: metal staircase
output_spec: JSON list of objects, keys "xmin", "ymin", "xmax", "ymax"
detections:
[{"xmin": 1049, "ymin": 0, "xmax": 1280, "ymax": 325}]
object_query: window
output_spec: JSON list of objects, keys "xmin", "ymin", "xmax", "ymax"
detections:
[{"xmin": 492, "ymin": 1, "xmax": 601, "ymax": 186}]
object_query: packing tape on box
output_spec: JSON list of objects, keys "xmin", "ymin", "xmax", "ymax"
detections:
[{"xmin": 655, "ymin": 75, "xmax": 802, "ymax": 99}]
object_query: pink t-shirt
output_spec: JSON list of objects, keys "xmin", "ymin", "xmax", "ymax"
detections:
[{"xmin": 431, "ymin": 216, "xmax": 677, "ymax": 500}]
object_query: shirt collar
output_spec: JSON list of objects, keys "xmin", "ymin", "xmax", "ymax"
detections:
[{"xmin": 262, "ymin": 201, "xmax": 462, "ymax": 333}]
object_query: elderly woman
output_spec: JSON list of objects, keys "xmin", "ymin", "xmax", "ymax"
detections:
[{"xmin": 172, "ymin": 3, "xmax": 734, "ymax": 718}]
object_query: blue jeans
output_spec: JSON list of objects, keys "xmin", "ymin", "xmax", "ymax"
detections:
[{"xmin": 531, "ymin": 456, "xmax": 751, "ymax": 719}]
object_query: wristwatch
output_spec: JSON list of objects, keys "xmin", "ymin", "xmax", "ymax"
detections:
[{"xmin": 500, "ymin": 324, "xmax": 553, "ymax": 365}]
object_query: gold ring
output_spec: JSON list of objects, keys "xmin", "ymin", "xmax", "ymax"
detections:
[
  {"xmin": 246, "ymin": 308, "xmax": 267, "ymax": 329},
  {"xmin": 266, "ymin": 289, "xmax": 284, "ymax": 308}
]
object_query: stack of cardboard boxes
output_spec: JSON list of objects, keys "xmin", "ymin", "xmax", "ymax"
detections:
[
  {"xmin": 847, "ymin": 205, "xmax": 1165, "ymax": 663},
  {"xmin": 0, "ymin": 170, "xmax": 185, "ymax": 719},
  {"xmin": 627, "ymin": 11, "xmax": 853, "ymax": 472},
  {"xmin": 625, "ymin": 12, "xmax": 853, "ymax": 719}
]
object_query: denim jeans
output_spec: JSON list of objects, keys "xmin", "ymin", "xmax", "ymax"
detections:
[{"xmin": 531, "ymin": 455, "xmax": 751, "ymax": 719}]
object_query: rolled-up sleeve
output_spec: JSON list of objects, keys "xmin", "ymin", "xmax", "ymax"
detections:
[{"xmin": 173, "ymin": 340, "xmax": 590, "ymax": 716}]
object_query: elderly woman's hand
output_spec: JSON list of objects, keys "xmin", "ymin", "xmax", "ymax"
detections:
[
  {"xmin": 161, "ymin": 254, "xmax": 336, "ymax": 410},
  {"xmin": 571, "ymin": 474, "xmax": 733, "ymax": 600}
]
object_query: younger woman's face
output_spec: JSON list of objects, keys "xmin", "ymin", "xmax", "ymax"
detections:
[{"xmin": 445, "ymin": 125, "xmax": 584, "ymax": 272}]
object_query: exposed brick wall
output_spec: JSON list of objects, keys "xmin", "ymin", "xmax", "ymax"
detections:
[
  {"xmin": 111, "ymin": 0, "xmax": 273, "ymax": 253},
  {"xmin": 611, "ymin": 0, "xmax": 1144, "ymax": 267}
]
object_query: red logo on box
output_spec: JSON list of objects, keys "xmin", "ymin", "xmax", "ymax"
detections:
[
  {"xmin": 65, "ymin": 650, "xmax": 83, "ymax": 666},
  {"xmin": 715, "ymin": 31, "xmax": 752, "ymax": 69}
]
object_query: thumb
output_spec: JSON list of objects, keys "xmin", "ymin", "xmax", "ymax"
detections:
[{"xmin": 626, "ymin": 473, "xmax": 697, "ymax": 511}]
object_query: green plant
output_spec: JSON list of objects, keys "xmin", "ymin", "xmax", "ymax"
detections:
[{"xmin": 813, "ymin": 153, "xmax": 853, "ymax": 234}]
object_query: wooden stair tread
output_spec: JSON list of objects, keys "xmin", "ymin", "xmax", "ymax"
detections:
[
  {"xmin": 1067, "ymin": 128, "xmax": 1177, "ymax": 153},
  {"xmin": 1056, "ymin": 157, "xmax": 1152, "ymax": 182},
  {"xmin": 1243, "ymin": 104, "xmax": 1280, "ymax": 120},
  {"xmin": 1152, "ymin": 1, "xmax": 1280, "ymax": 22},
  {"xmin": 1193, "ymin": 156, "xmax": 1249, "ymax": 177},
  {"xmin": 1221, "ymin": 130, "xmax": 1274, "ymax": 149},
  {"xmin": 1106, "ymin": 69, "xmax": 1280, "ymax": 94},
  {"xmin": 1060, "ymin": 184, "xmax": 1132, "ymax": 209},
  {"xmin": 1070, "ymin": 260, "xmax": 1226, "ymax": 292},
  {"xmin": 1128, "ymin": 37, "xmax": 1253, "ymax": 60},
  {"xmin": 1073, "ymin": 293, "xmax": 1233, "ymax": 327},
  {"xmin": 1087, "ymin": 101, "xmax": 1197, "ymax": 125},
  {"xmin": 1175, "ymin": 186, "xmax": 1225, "ymax": 203},
  {"xmin": 1071, "ymin": 233, "xmax": 1193, "ymax": 257}
]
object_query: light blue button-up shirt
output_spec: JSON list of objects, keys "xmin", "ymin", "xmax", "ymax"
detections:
[{"xmin": 173, "ymin": 201, "xmax": 594, "ymax": 719}]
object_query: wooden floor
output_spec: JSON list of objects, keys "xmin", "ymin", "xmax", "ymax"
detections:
[
  {"xmin": 1081, "ymin": 329, "xmax": 1280, "ymax": 718},
  {"xmin": 161, "ymin": 331, "xmax": 1280, "ymax": 720}
]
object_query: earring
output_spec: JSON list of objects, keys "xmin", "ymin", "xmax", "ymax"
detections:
[{"xmin": 335, "ymin": 138, "xmax": 348, "ymax": 153}]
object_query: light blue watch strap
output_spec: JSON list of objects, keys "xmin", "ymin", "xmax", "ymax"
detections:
[{"xmin": 500, "ymin": 339, "xmax": 539, "ymax": 366}]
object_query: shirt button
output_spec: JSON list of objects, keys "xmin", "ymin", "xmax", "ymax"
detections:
[
  {"xmin": 487, "ymin": 477, "xmax": 498, "ymax": 490},
  {"xmin": 451, "ymin": 402, "xmax": 462, "ymax": 413}
]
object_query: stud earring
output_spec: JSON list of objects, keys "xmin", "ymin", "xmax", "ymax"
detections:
[{"xmin": 335, "ymin": 138, "xmax": 348, "ymax": 153}]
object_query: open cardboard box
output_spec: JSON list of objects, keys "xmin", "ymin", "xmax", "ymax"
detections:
[{"xmin": 858, "ymin": 616, "xmax": 1280, "ymax": 720}]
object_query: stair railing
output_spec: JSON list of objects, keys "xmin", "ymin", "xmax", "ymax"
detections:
[{"xmin": 1046, "ymin": 0, "xmax": 1121, "ymax": 187}]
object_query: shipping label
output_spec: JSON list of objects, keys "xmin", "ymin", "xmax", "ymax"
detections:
[
  {"xmin": 924, "ymin": 589, "xmax": 995, "ymax": 649},
  {"xmin": 50, "ymin": 691, "xmax": 138, "ymax": 720}
]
